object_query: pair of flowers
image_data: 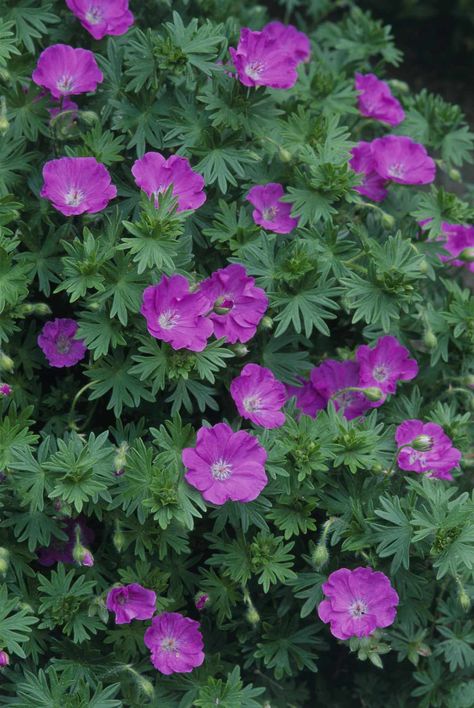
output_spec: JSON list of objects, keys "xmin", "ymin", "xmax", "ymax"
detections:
[
  {"xmin": 142, "ymin": 265, "xmax": 268, "ymax": 349},
  {"xmin": 106, "ymin": 584, "xmax": 204, "ymax": 675},
  {"xmin": 289, "ymin": 335, "xmax": 418, "ymax": 420}
]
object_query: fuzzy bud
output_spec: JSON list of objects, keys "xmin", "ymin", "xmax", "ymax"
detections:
[
  {"xmin": 381, "ymin": 212, "xmax": 395, "ymax": 229},
  {"xmin": 113, "ymin": 442, "xmax": 128, "ymax": 476},
  {"xmin": 459, "ymin": 247, "xmax": 474, "ymax": 263},
  {"xmin": 246, "ymin": 606, "xmax": 260, "ymax": 625},
  {"xmin": 0, "ymin": 116, "xmax": 9, "ymax": 136},
  {"xmin": 195, "ymin": 592, "xmax": 210, "ymax": 611},
  {"xmin": 79, "ymin": 110, "xmax": 99, "ymax": 125},
  {"xmin": 423, "ymin": 330, "xmax": 437, "ymax": 349},
  {"xmin": 361, "ymin": 387, "xmax": 384, "ymax": 402},
  {"xmin": 260, "ymin": 316, "xmax": 273, "ymax": 330},
  {"xmin": 312, "ymin": 542, "xmax": 329, "ymax": 569},
  {"xmin": 389, "ymin": 79, "xmax": 409, "ymax": 93},
  {"xmin": 0, "ymin": 650, "xmax": 9, "ymax": 667},
  {"xmin": 232, "ymin": 343, "xmax": 249, "ymax": 358},
  {"xmin": 448, "ymin": 167, "xmax": 462, "ymax": 182},
  {"xmin": 458, "ymin": 587, "xmax": 471, "ymax": 612},
  {"xmin": 279, "ymin": 147, "xmax": 292, "ymax": 162},
  {"xmin": 73, "ymin": 534, "xmax": 94, "ymax": 567},
  {"xmin": 34, "ymin": 303, "xmax": 52, "ymax": 316},
  {"xmin": 416, "ymin": 644, "xmax": 431, "ymax": 658},
  {"xmin": 410, "ymin": 434, "xmax": 434, "ymax": 452},
  {"xmin": 0, "ymin": 353, "xmax": 14, "ymax": 373},
  {"xmin": 113, "ymin": 522, "xmax": 125, "ymax": 553},
  {"xmin": 136, "ymin": 675, "xmax": 155, "ymax": 699}
]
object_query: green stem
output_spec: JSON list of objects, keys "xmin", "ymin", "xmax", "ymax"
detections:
[{"xmin": 69, "ymin": 381, "xmax": 94, "ymax": 426}]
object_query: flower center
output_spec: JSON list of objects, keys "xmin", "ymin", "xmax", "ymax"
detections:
[
  {"xmin": 245, "ymin": 61, "xmax": 265, "ymax": 81},
  {"xmin": 117, "ymin": 593, "xmax": 127, "ymax": 606},
  {"xmin": 388, "ymin": 162, "xmax": 405, "ymax": 178},
  {"xmin": 161, "ymin": 636, "xmax": 179, "ymax": 654},
  {"xmin": 262, "ymin": 205, "xmax": 279, "ymax": 221},
  {"xmin": 408, "ymin": 450, "xmax": 427, "ymax": 466},
  {"xmin": 373, "ymin": 365, "xmax": 389, "ymax": 382},
  {"xmin": 85, "ymin": 6, "xmax": 103, "ymax": 24},
  {"xmin": 214, "ymin": 295, "xmax": 234, "ymax": 314},
  {"xmin": 65, "ymin": 188, "xmax": 85, "ymax": 207},
  {"xmin": 158, "ymin": 310, "xmax": 179, "ymax": 330},
  {"xmin": 243, "ymin": 394, "xmax": 261, "ymax": 413},
  {"xmin": 56, "ymin": 334, "xmax": 72, "ymax": 354},
  {"xmin": 211, "ymin": 458, "xmax": 232, "ymax": 480},
  {"xmin": 57, "ymin": 74, "xmax": 74, "ymax": 93},
  {"xmin": 349, "ymin": 599, "xmax": 368, "ymax": 618}
]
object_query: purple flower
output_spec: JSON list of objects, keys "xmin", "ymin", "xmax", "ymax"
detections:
[
  {"xmin": 80, "ymin": 550, "xmax": 94, "ymax": 567},
  {"xmin": 195, "ymin": 593, "xmax": 209, "ymax": 611},
  {"xmin": 229, "ymin": 28, "xmax": 300, "ymax": 89},
  {"xmin": 106, "ymin": 583, "xmax": 157, "ymax": 625},
  {"xmin": 395, "ymin": 420, "xmax": 462, "ymax": 481},
  {"xmin": 0, "ymin": 384, "xmax": 12, "ymax": 397},
  {"xmin": 286, "ymin": 378, "xmax": 326, "ymax": 418},
  {"xmin": 0, "ymin": 651, "xmax": 9, "ymax": 667},
  {"xmin": 438, "ymin": 223, "xmax": 474, "ymax": 273},
  {"xmin": 32, "ymin": 44, "xmax": 103, "ymax": 99},
  {"xmin": 263, "ymin": 22, "xmax": 311, "ymax": 64},
  {"xmin": 37, "ymin": 517, "xmax": 94, "ymax": 566},
  {"xmin": 246, "ymin": 183, "xmax": 299, "ymax": 234},
  {"xmin": 200, "ymin": 264, "xmax": 268, "ymax": 344},
  {"xmin": 311, "ymin": 360, "xmax": 371, "ymax": 420},
  {"xmin": 355, "ymin": 73, "xmax": 405, "ymax": 126},
  {"xmin": 131, "ymin": 152, "xmax": 206, "ymax": 213},
  {"xmin": 371, "ymin": 135, "xmax": 436, "ymax": 185},
  {"xmin": 40, "ymin": 157, "xmax": 117, "ymax": 216},
  {"xmin": 144, "ymin": 612, "xmax": 205, "ymax": 675},
  {"xmin": 38, "ymin": 318, "xmax": 87, "ymax": 368},
  {"xmin": 65, "ymin": 0, "xmax": 134, "ymax": 40},
  {"xmin": 141, "ymin": 275, "xmax": 213, "ymax": 352},
  {"xmin": 356, "ymin": 336, "xmax": 418, "ymax": 405},
  {"xmin": 230, "ymin": 363, "xmax": 286, "ymax": 429},
  {"xmin": 350, "ymin": 141, "xmax": 388, "ymax": 202},
  {"xmin": 182, "ymin": 422, "xmax": 268, "ymax": 505},
  {"xmin": 318, "ymin": 567, "xmax": 399, "ymax": 640}
]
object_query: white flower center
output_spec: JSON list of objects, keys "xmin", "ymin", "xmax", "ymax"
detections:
[
  {"xmin": 158, "ymin": 310, "xmax": 179, "ymax": 330},
  {"xmin": 243, "ymin": 394, "xmax": 261, "ymax": 413},
  {"xmin": 262, "ymin": 205, "xmax": 279, "ymax": 221},
  {"xmin": 211, "ymin": 458, "xmax": 232, "ymax": 480},
  {"xmin": 349, "ymin": 599, "xmax": 368, "ymax": 618},
  {"xmin": 408, "ymin": 450, "xmax": 427, "ymax": 466},
  {"xmin": 57, "ymin": 74, "xmax": 74, "ymax": 93},
  {"xmin": 373, "ymin": 365, "xmax": 389, "ymax": 382},
  {"xmin": 245, "ymin": 61, "xmax": 265, "ymax": 80},
  {"xmin": 388, "ymin": 162, "xmax": 405, "ymax": 178},
  {"xmin": 56, "ymin": 334, "xmax": 72, "ymax": 354},
  {"xmin": 161, "ymin": 636, "xmax": 179, "ymax": 655},
  {"xmin": 64, "ymin": 188, "xmax": 85, "ymax": 207},
  {"xmin": 85, "ymin": 6, "xmax": 103, "ymax": 24}
]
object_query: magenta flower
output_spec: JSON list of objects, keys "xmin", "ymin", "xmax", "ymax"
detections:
[
  {"xmin": 141, "ymin": 275, "xmax": 213, "ymax": 352},
  {"xmin": 200, "ymin": 264, "xmax": 268, "ymax": 344},
  {"xmin": 0, "ymin": 651, "xmax": 9, "ymax": 667},
  {"xmin": 318, "ymin": 567, "xmax": 399, "ymax": 640},
  {"xmin": 311, "ymin": 360, "xmax": 371, "ymax": 420},
  {"xmin": 144, "ymin": 612, "xmax": 205, "ymax": 675},
  {"xmin": 37, "ymin": 517, "xmax": 94, "ymax": 566},
  {"xmin": 131, "ymin": 152, "xmax": 206, "ymax": 213},
  {"xmin": 246, "ymin": 183, "xmax": 299, "ymax": 234},
  {"xmin": 40, "ymin": 157, "xmax": 117, "ymax": 216},
  {"xmin": 0, "ymin": 384, "xmax": 12, "ymax": 397},
  {"xmin": 356, "ymin": 336, "xmax": 418, "ymax": 406},
  {"xmin": 229, "ymin": 28, "xmax": 300, "ymax": 89},
  {"xmin": 230, "ymin": 363, "xmax": 286, "ymax": 429},
  {"xmin": 195, "ymin": 593, "xmax": 209, "ymax": 611},
  {"xmin": 65, "ymin": 0, "xmax": 134, "ymax": 40},
  {"xmin": 182, "ymin": 422, "xmax": 268, "ymax": 505},
  {"xmin": 350, "ymin": 141, "xmax": 388, "ymax": 202},
  {"xmin": 263, "ymin": 22, "xmax": 311, "ymax": 64},
  {"xmin": 38, "ymin": 318, "xmax": 87, "ymax": 368},
  {"xmin": 371, "ymin": 135, "xmax": 436, "ymax": 185},
  {"xmin": 106, "ymin": 583, "xmax": 156, "ymax": 625},
  {"xmin": 32, "ymin": 44, "xmax": 103, "ymax": 99},
  {"xmin": 395, "ymin": 420, "xmax": 462, "ymax": 481},
  {"xmin": 286, "ymin": 378, "xmax": 326, "ymax": 418},
  {"xmin": 355, "ymin": 73, "xmax": 405, "ymax": 126},
  {"xmin": 438, "ymin": 223, "xmax": 474, "ymax": 272}
]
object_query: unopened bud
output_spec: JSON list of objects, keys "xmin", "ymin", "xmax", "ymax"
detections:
[
  {"xmin": 0, "ymin": 117, "xmax": 9, "ymax": 135},
  {"xmin": 34, "ymin": 303, "xmax": 52, "ymax": 316},
  {"xmin": 312, "ymin": 542, "xmax": 329, "ymax": 569},
  {"xmin": 459, "ymin": 588, "xmax": 471, "ymax": 612},
  {"xmin": 136, "ymin": 675, "xmax": 155, "ymax": 699},
  {"xmin": 260, "ymin": 316, "xmax": 273, "ymax": 330},
  {"xmin": 0, "ymin": 650, "xmax": 9, "ymax": 667},
  {"xmin": 73, "ymin": 532, "xmax": 94, "ymax": 566},
  {"xmin": 0, "ymin": 353, "xmax": 14, "ymax": 373},
  {"xmin": 418, "ymin": 258, "xmax": 429, "ymax": 274},
  {"xmin": 246, "ymin": 606, "xmax": 260, "ymax": 625},
  {"xmin": 389, "ymin": 79, "xmax": 409, "ymax": 93},
  {"xmin": 459, "ymin": 247, "xmax": 474, "ymax": 263},
  {"xmin": 410, "ymin": 434, "xmax": 433, "ymax": 452},
  {"xmin": 113, "ymin": 442, "xmax": 128, "ymax": 476},
  {"xmin": 195, "ymin": 592, "xmax": 209, "ymax": 611},
  {"xmin": 79, "ymin": 110, "xmax": 99, "ymax": 125},
  {"xmin": 416, "ymin": 644, "xmax": 431, "ymax": 658},
  {"xmin": 423, "ymin": 330, "xmax": 437, "ymax": 349},
  {"xmin": 0, "ymin": 548, "xmax": 9, "ymax": 574},
  {"xmin": 232, "ymin": 344, "xmax": 249, "ymax": 357},
  {"xmin": 113, "ymin": 521, "xmax": 125, "ymax": 553},
  {"xmin": 381, "ymin": 212, "xmax": 395, "ymax": 229},
  {"xmin": 448, "ymin": 168, "xmax": 462, "ymax": 182},
  {"xmin": 19, "ymin": 304, "xmax": 35, "ymax": 315},
  {"xmin": 362, "ymin": 387, "xmax": 384, "ymax": 402},
  {"xmin": 279, "ymin": 147, "xmax": 292, "ymax": 162}
]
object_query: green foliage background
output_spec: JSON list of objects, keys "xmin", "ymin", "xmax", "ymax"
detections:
[{"xmin": 0, "ymin": 0, "xmax": 473, "ymax": 705}]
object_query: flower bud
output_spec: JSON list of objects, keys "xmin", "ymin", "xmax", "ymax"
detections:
[
  {"xmin": 260, "ymin": 315, "xmax": 273, "ymax": 330},
  {"xmin": 0, "ymin": 650, "xmax": 9, "ymax": 667},
  {"xmin": 246, "ymin": 606, "xmax": 260, "ymax": 625},
  {"xmin": 113, "ymin": 442, "xmax": 128, "ymax": 476},
  {"xmin": 381, "ymin": 212, "xmax": 395, "ymax": 229},
  {"xmin": 73, "ymin": 537, "xmax": 94, "ymax": 567},
  {"xmin": 361, "ymin": 387, "xmax": 384, "ymax": 402},
  {"xmin": 19, "ymin": 304, "xmax": 35, "ymax": 315},
  {"xmin": 79, "ymin": 110, "xmax": 99, "ymax": 125},
  {"xmin": 0, "ymin": 384, "xmax": 12, "ymax": 397},
  {"xmin": 34, "ymin": 303, "xmax": 52, "ymax": 316},
  {"xmin": 458, "ymin": 587, "xmax": 471, "ymax": 612},
  {"xmin": 279, "ymin": 147, "xmax": 292, "ymax": 162},
  {"xmin": 136, "ymin": 675, "xmax": 155, "ymax": 699},
  {"xmin": 418, "ymin": 258, "xmax": 429, "ymax": 274},
  {"xmin": 232, "ymin": 343, "xmax": 249, "ymax": 357},
  {"xmin": 459, "ymin": 247, "xmax": 474, "ymax": 263},
  {"xmin": 416, "ymin": 644, "xmax": 431, "ymax": 658},
  {"xmin": 0, "ymin": 548, "xmax": 9, "ymax": 575},
  {"xmin": 448, "ymin": 168, "xmax": 462, "ymax": 182},
  {"xmin": 312, "ymin": 542, "xmax": 329, "ymax": 569},
  {"xmin": 462, "ymin": 375, "xmax": 474, "ymax": 388},
  {"xmin": 389, "ymin": 79, "xmax": 409, "ymax": 93},
  {"xmin": 195, "ymin": 592, "xmax": 210, "ymax": 611},
  {"xmin": 410, "ymin": 434, "xmax": 433, "ymax": 452},
  {"xmin": 0, "ymin": 116, "xmax": 9, "ymax": 135},
  {"xmin": 423, "ymin": 330, "xmax": 437, "ymax": 349},
  {"xmin": 113, "ymin": 522, "xmax": 125, "ymax": 553},
  {"xmin": 0, "ymin": 353, "xmax": 14, "ymax": 373}
]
